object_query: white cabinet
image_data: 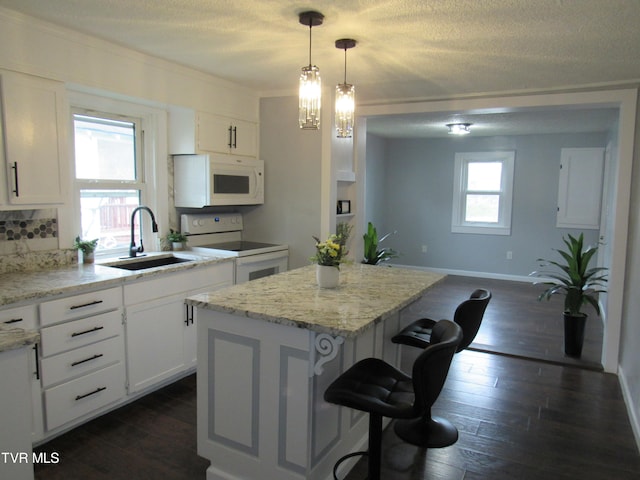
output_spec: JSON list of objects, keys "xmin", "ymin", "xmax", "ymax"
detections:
[
  {"xmin": 38, "ymin": 287, "xmax": 126, "ymax": 432},
  {"xmin": 0, "ymin": 304, "xmax": 43, "ymax": 442},
  {"xmin": 0, "ymin": 70, "xmax": 67, "ymax": 205},
  {"xmin": 169, "ymin": 108, "xmax": 257, "ymax": 157},
  {"xmin": 0, "ymin": 346, "xmax": 34, "ymax": 480},
  {"xmin": 198, "ymin": 113, "xmax": 257, "ymax": 157},
  {"xmin": 557, "ymin": 147, "xmax": 605, "ymax": 229},
  {"xmin": 124, "ymin": 262, "xmax": 233, "ymax": 393}
]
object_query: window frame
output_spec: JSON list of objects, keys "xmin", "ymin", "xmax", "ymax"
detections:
[
  {"xmin": 69, "ymin": 91, "xmax": 164, "ymax": 259},
  {"xmin": 451, "ymin": 151, "xmax": 515, "ymax": 235}
]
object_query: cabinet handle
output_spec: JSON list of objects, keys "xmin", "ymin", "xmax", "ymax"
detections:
[
  {"xmin": 33, "ymin": 343, "xmax": 40, "ymax": 380},
  {"xmin": 232, "ymin": 126, "xmax": 237, "ymax": 148},
  {"xmin": 228, "ymin": 125, "xmax": 233, "ymax": 148},
  {"xmin": 69, "ymin": 300, "xmax": 104, "ymax": 310},
  {"xmin": 11, "ymin": 162, "xmax": 19, "ymax": 197},
  {"xmin": 185, "ymin": 305, "xmax": 194, "ymax": 325},
  {"xmin": 3, "ymin": 317, "xmax": 24, "ymax": 324},
  {"xmin": 71, "ymin": 326, "xmax": 104, "ymax": 337},
  {"xmin": 75, "ymin": 386, "xmax": 106, "ymax": 401},
  {"xmin": 71, "ymin": 353, "xmax": 104, "ymax": 367}
]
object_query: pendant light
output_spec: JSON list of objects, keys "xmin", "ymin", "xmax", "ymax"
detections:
[
  {"xmin": 335, "ymin": 39, "xmax": 357, "ymax": 138},
  {"xmin": 298, "ymin": 11, "xmax": 324, "ymax": 130}
]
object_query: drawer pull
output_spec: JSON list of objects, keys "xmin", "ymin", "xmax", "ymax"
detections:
[
  {"xmin": 3, "ymin": 318, "xmax": 23, "ymax": 324},
  {"xmin": 69, "ymin": 300, "xmax": 104, "ymax": 310},
  {"xmin": 75, "ymin": 386, "xmax": 106, "ymax": 401},
  {"xmin": 71, "ymin": 353, "xmax": 104, "ymax": 367},
  {"xmin": 71, "ymin": 326, "xmax": 104, "ymax": 337}
]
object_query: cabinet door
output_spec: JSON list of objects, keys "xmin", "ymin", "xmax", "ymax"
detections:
[
  {"xmin": 0, "ymin": 304, "xmax": 43, "ymax": 442},
  {"xmin": 197, "ymin": 112, "xmax": 234, "ymax": 154},
  {"xmin": 125, "ymin": 294, "xmax": 186, "ymax": 393},
  {"xmin": 183, "ymin": 270, "xmax": 234, "ymax": 369},
  {"xmin": 1, "ymin": 70, "xmax": 67, "ymax": 205},
  {"xmin": 557, "ymin": 148, "xmax": 604, "ymax": 229},
  {"xmin": 232, "ymin": 118, "xmax": 257, "ymax": 157}
]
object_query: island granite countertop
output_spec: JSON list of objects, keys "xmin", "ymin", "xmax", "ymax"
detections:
[{"xmin": 186, "ymin": 263, "xmax": 445, "ymax": 337}]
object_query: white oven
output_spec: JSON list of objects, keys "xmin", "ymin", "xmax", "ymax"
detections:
[{"xmin": 181, "ymin": 213, "xmax": 288, "ymax": 284}]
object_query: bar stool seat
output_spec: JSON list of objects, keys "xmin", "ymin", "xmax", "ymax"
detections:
[{"xmin": 324, "ymin": 320, "xmax": 462, "ymax": 480}]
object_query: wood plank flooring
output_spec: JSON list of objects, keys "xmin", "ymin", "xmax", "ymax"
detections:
[{"xmin": 33, "ymin": 276, "xmax": 638, "ymax": 479}]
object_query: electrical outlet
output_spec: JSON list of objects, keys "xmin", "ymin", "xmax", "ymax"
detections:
[
  {"xmin": 421, "ymin": 245, "xmax": 428, "ymax": 253},
  {"xmin": 506, "ymin": 251, "xmax": 513, "ymax": 260}
]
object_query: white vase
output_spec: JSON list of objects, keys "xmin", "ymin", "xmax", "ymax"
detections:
[
  {"xmin": 172, "ymin": 242, "xmax": 184, "ymax": 251},
  {"xmin": 316, "ymin": 264, "xmax": 340, "ymax": 288}
]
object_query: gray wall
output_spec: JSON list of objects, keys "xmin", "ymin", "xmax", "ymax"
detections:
[
  {"xmin": 363, "ymin": 133, "xmax": 387, "ymax": 235},
  {"xmin": 242, "ymin": 96, "xmax": 322, "ymax": 269},
  {"xmin": 366, "ymin": 132, "xmax": 606, "ymax": 277}
]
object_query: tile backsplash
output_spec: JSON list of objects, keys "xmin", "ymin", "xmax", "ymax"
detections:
[
  {"xmin": 0, "ymin": 217, "xmax": 57, "ymax": 241},
  {"xmin": 0, "ymin": 209, "xmax": 76, "ymax": 273}
]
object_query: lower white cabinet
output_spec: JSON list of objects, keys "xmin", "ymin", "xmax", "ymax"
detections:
[
  {"xmin": 124, "ymin": 262, "xmax": 234, "ymax": 394},
  {"xmin": 125, "ymin": 293, "xmax": 187, "ymax": 393},
  {"xmin": 0, "ymin": 346, "xmax": 35, "ymax": 480},
  {"xmin": 38, "ymin": 289, "xmax": 125, "ymax": 433},
  {"xmin": 0, "ymin": 304, "xmax": 43, "ymax": 442}
]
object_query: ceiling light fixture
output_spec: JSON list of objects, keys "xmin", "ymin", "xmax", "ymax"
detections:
[
  {"xmin": 298, "ymin": 11, "xmax": 324, "ymax": 130},
  {"xmin": 446, "ymin": 123, "xmax": 472, "ymax": 135},
  {"xmin": 335, "ymin": 38, "xmax": 357, "ymax": 138}
]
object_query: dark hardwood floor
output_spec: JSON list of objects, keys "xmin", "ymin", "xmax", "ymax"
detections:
[{"xmin": 34, "ymin": 276, "xmax": 639, "ymax": 479}]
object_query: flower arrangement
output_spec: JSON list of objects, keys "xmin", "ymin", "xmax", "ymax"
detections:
[{"xmin": 311, "ymin": 222, "xmax": 352, "ymax": 269}]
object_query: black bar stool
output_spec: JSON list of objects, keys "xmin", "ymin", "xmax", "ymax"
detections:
[
  {"xmin": 324, "ymin": 319, "xmax": 462, "ymax": 480},
  {"xmin": 390, "ymin": 289, "xmax": 491, "ymax": 447}
]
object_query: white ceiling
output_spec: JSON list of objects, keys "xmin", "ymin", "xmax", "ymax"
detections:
[{"xmin": 1, "ymin": 0, "xmax": 638, "ymax": 137}]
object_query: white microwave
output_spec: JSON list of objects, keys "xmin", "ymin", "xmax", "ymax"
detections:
[{"xmin": 173, "ymin": 154, "xmax": 264, "ymax": 207}]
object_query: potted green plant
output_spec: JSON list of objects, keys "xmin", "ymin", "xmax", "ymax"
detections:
[
  {"xmin": 166, "ymin": 229, "xmax": 187, "ymax": 251},
  {"xmin": 362, "ymin": 222, "xmax": 398, "ymax": 265},
  {"xmin": 310, "ymin": 222, "xmax": 352, "ymax": 288},
  {"xmin": 530, "ymin": 233, "xmax": 608, "ymax": 357},
  {"xmin": 74, "ymin": 236, "xmax": 99, "ymax": 264}
]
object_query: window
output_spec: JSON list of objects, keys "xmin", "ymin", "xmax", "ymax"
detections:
[
  {"xmin": 452, "ymin": 151, "xmax": 515, "ymax": 235},
  {"xmin": 73, "ymin": 111, "xmax": 146, "ymax": 254}
]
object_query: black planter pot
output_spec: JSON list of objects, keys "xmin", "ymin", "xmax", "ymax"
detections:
[{"xmin": 563, "ymin": 313, "xmax": 587, "ymax": 358}]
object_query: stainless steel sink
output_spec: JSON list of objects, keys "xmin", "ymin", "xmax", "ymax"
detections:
[{"xmin": 104, "ymin": 255, "xmax": 194, "ymax": 271}]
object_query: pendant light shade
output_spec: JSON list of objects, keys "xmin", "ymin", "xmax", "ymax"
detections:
[
  {"xmin": 335, "ymin": 39, "xmax": 356, "ymax": 138},
  {"xmin": 298, "ymin": 11, "xmax": 324, "ymax": 130}
]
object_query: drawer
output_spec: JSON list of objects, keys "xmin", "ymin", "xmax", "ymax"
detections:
[
  {"xmin": 40, "ymin": 287, "xmax": 122, "ymax": 327},
  {"xmin": 41, "ymin": 336, "xmax": 124, "ymax": 388},
  {"xmin": 40, "ymin": 309, "xmax": 122, "ymax": 357},
  {"xmin": 44, "ymin": 362, "xmax": 125, "ymax": 431},
  {"xmin": 0, "ymin": 304, "xmax": 37, "ymax": 330}
]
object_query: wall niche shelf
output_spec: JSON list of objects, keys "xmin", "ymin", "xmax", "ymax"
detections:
[{"xmin": 336, "ymin": 170, "xmax": 356, "ymax": 182}]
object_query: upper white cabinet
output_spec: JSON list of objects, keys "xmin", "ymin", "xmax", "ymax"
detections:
[
  {"xmin": 557, "ymin": 147, "xmax": 605, "ymax": 229},
  {"xmin": 0, "ymin": 70, "xmax": 67, "ymax": 205},
  {"xmin": 169, "ymin": 107, "xmax": 257, "ymax": 158}
]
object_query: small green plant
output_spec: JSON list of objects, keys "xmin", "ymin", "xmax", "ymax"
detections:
[
  {"xmin": 166, "ymin": 229, "xmax": 187, "ymax": 244},
  {"xmin": 73, "ymin": 236, "xmax": 99, "ymax": 254},
  {"xmin": 530, "ymin": 233, "xmax": 607, "ymax": 316},
  {"xmin": 362, "ymin": 222, "xmax": 398, "ymax": 265}
]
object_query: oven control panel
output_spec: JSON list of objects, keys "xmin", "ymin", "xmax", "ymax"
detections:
[{"xmin": 181, "ymin": 213, "xmax": 243, "ymax": 235}]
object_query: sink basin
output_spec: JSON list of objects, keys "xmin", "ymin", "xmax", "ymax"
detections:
[{"xmin": 104, "ymin": 255, "xmax": 194, "ymax": 271}]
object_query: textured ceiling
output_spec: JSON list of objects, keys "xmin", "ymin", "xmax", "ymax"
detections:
[{"xmin": 0, "ymin": 0, "xmax": 637, "ymax": 137}]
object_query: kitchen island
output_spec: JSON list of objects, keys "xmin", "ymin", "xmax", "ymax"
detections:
[{"xmin": 187, "ymin": 264, "xmax": 444, "ymax": 480}]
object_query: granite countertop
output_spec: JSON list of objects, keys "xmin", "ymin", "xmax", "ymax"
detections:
[
  {"xmin": 0, "ymin": 252, "xmax": 234, "ymax": 308},
  {"xmin": 186, "ymin": 263, "xmax": 445, "ymax": 337},
  {"xmin": 0, "ymin": 324, "xmax": 39, "ymax": 353}
]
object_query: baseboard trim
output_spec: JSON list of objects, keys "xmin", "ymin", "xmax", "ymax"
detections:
[
  {"xmin": 618, "ymin": 364, "xmax": 640, "ymax": 453},
  {"xmin": 389, "ymin": 263, "xmax": 534, "ymax": 283}
]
